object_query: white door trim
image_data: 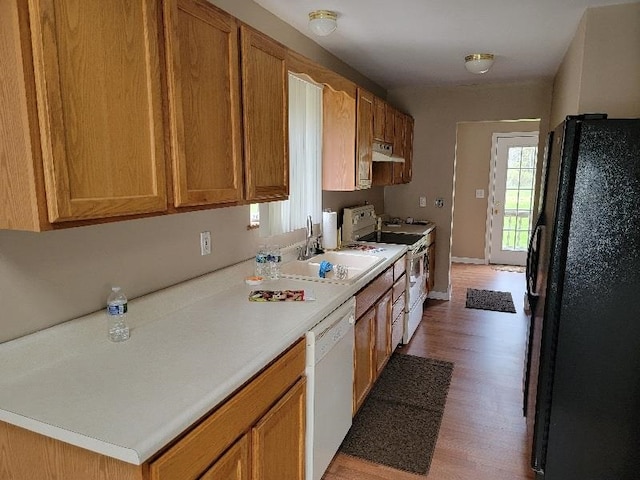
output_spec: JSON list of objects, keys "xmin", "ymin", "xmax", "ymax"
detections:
[{"xmin": 485, "ymin": 131, "xmax": 539, "ymax": 264}]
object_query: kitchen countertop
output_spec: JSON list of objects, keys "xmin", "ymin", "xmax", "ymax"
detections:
[{"xmin": 0, "ymin": 243, "xmax": 406, "ymax": 465}]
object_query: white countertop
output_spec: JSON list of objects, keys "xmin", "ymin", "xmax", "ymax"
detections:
[{"xmin": 0, "ymin": 244, "xmax": 406, "ymax": 465}]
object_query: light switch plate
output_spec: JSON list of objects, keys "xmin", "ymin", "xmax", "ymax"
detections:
[
  {"xmin": 419, "ymin": 196, "xmax": 427, "ymax": 207},
  {"xmin": 475, "ymin": 189, "xmax": 485, "ymax": 199}
]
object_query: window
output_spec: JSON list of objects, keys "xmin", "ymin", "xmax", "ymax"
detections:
[
  {"xmin": 252, "ymin": 74, "xmax": 323, "ymax": 236},
  {"xmin": 502, "ymin": 144, "xmax": 538, "ymax": 251}
]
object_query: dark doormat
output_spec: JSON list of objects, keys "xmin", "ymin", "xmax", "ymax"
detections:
[
  {"xmin": 465, "ymin": 288, "xmax": 516, "ymax": 313},
  {"xmin": 339, "ymin": 354, "xmax": 454, "ymax": 475}
]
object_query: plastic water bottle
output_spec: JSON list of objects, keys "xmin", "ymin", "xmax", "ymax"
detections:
[
  {"xmin": 267, "ymin": 245, "xmax": 282, "ymax": 279},
  {"xmin": 256, "ymin": 245, "xmax": 268, "ymax": 277},
  {"xmin": 107, "ymin": 286, "xmax": 130, "ymax": 342}
]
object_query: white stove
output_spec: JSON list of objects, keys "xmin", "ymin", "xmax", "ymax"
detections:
[{"xmin": 342, "ymin": 205, "xmax": 430, "ymax": 344}]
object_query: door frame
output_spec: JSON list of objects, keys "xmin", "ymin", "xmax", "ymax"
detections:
[{"xmin": 484, "ymin": 131, "xmax": 539, "ymax": 264}]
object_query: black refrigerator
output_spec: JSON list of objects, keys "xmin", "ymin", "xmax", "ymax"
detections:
[{"xmin": 524, "ymin": 115, "xmax": 640, "ymax": 480}]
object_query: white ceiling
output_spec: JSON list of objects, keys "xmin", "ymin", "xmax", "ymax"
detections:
[{"xmin": 253, "ymin": 0, "xmax": 636, "ymax": 89}]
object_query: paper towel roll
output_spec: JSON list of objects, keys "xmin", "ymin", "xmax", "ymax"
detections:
[{"xmin": 322, "ymin": 211, "xmax": 338, "ymax": 250}]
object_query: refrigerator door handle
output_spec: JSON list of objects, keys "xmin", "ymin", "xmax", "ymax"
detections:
[
  {"xmin": 526, "ymin": 222, "xmax": 544, "ymax": 299},
  {"xmin": 530, "ymin": 225, "xmax": 544, "ymax": 296}
]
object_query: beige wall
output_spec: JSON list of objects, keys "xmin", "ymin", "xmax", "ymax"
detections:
[
  {"xmin": 550, "ymin": 2, "xmax": 640, "ymax": 126},
  {"xmin": 451, "ymin": 121, "xmax": 540, "ymax": 260},
  {"xmin": 579, "ymin": 3, "xmax": 640, "ymax": 118},
  {"xmin": 549, "ymin": 15, "xmax": 587, "ymax": 127},
  {"xmin": 0, "ymin": 0, "xmax": 384, "ymax": 344},
  {"xmin": 386, "ymin": 81, "xmax": 553, "ymax": 296}
]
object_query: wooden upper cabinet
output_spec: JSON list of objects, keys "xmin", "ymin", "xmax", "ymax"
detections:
[
  {"xmin": 403, "ymin": 115, "xmax": 414, "ymax": 183},
  {"xmin": 28, "ymin": 0, "xmax": 167, "ymax": 223},
  {"xmin": 392, "ymin": 112, "xmax": 406, "ymax": 184},
  {"xmin": 240, "ymin": 25, "xmax": 289, "ymax": 202},
  {"xmin": 373, "ymin": 96, "xmax": 386, "ymax": 142},
  {"xmin": 356, "ymin": 88, "xmax": 374, "ymax": 190},
  {"xmin": 322, "ymin": 86, "xmax": 357, "ymax": 191},
  {"xmin": 393, "ymin": 111, "xmax": 406, "ymax": 159},
  {"xmin": 384, "ymin": 104, "xmax": 395, "ymax": 144},
  {"xmin": 163, "ymin": 0, "xmax": 243, "ymax": 207}
]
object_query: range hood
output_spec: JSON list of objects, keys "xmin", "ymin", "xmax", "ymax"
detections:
[{"xmin": 372, "ymin": 141, "xmax": 405, "ymax": 163}]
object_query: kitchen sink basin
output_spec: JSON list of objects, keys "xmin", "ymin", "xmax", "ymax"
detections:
[{"xmin": 280, "ymin": 251, "xmax": 384, "ymax": 284}]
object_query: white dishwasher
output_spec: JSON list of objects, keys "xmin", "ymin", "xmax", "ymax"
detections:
[{"xmin": 306, "ymin": 297, "xmax": 356, "ymax": 480}]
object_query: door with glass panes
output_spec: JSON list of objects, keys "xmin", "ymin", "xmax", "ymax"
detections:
[{"xmin": 489, "ymin": 133, "xmax": 539, "ymax": 266}]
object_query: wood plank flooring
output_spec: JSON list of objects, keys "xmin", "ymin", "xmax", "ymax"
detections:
[{"xmin": 323, "ymin": 263, "xmax": 535, "ymax": 480}]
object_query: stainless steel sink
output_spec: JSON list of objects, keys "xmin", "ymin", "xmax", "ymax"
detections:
[{"xmin": 280, "ymin": 251, "xmax": 384, "ymax": 284}]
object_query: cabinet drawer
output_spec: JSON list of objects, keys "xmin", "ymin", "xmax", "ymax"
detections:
[
  {"xmin": 392, "ymin": 294, "xmax": 405, "ymax": 322},
  {"xmin": 393, "ymin": 255, "xmax": 406, "ymax": 280},
  {"xmin": 355, "ymin": 266, "xmax": 393, "ymax": 319},
  {"xmin": 392, "ymin": 275, "xmax": 406, "ymax": 304},
  {"xmin": 149, "ymin": 339, "xmax": 305, "ymax": 480}
]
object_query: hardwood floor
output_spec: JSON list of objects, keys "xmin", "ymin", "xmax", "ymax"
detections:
[{"xmin": 323, "ymin": 263, "xmax": 535, "ymax": 480}]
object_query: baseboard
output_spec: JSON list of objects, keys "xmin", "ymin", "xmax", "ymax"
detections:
[
  {"xmin": 428, "ymin": 290, "xmax": 450, "ymax": 301},
  {"xmin": 451, "ymin": 256, "xmax": 486, "ymax": 265}
]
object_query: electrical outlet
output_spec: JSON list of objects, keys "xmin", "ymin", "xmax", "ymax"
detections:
[
  {"xmin": 419, "ymin": 196, "xmax": 427, "ymax": 207},
  {"xmin": 475, "ymin": 189, "xmax": 485, "ymax": 199},
  {"xmin": 200, "ymin": 231, "xmax": 211, "ymax": 256}
]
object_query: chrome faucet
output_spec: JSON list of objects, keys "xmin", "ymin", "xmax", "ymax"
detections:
[{"xmin": 298, "ymin": 215, "xmax": 315, "ymax": 260}]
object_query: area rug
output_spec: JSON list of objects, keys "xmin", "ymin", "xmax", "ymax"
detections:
[
  {"xmin": 491, "ymin": 264, "xmax": 526, "ymax": 273},
  {"xmin": 339, "ymin": 354, "xmax": 454, "ymax": 475},
  {"xmin": 465, "ymin": 288, "xmax": 516, "ymax": 313}
]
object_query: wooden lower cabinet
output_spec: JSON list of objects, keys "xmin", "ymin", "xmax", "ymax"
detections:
[
  {"xmin": 353, "ymin": 260, "xmax": 405, "ymax": 415},
  {"xmin": 201, "ymin": 434, "xmax": 250, "ymax": 480},
  {"xmin": 374, "ymin": 290, "xmax": 392, "ymax": 376},
  {"xmin": 353, "ymin": 307, "xmax": 375, "ymax": 413},
  {"xmin": 251, "ymin": 378, "xmax": 305, "ymax": 480},
  {"xmin": 149, "ymin": 339, "xmax": 305, "ymax": 480},
  {"xmin": 0, "ymin": 340, "xmax": 305, "ymax": 480}
]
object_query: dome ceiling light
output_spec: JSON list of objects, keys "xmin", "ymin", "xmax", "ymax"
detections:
[
  {"xmin": 308, "ymin": 10, "xmax": 338, "ymax": 37},
  {"xmin": 464, "ymin": 53, "xmax": 495, "ymax": 74}
]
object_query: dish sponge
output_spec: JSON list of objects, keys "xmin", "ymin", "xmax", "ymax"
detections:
[{"xmin": 318, "ymin": 260, "xmax": 333, "ymax": 278}]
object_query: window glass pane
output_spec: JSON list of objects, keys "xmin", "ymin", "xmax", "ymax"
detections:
[
  {"xmin": 518, "ymin": 191, "xmax": 532, "ymax": 210},
  {"xmin": 506, "ymin": 169, "xmax": 520, "ymax": 189},
  {"xmin": 508, "ymin": 147, "xmax": 522, "ymax": 168},
  {"xmin": 505, "ymin": 189, "xmax": 518, "ymax": 209},
  {"xmin": 504, "ymin": 215, "xmax": 517, "ymax": 229},
  {"xmin": 522, "ymin": 147, "xmax": 537, "ymax": 168},
  {"xmin": 250, "ymin": 204, "xmax": 260, "ymax": 225},
  {"xmin": 502, "ymin": 230, "xmax": 515, "ymax": 250},
  {"xmin": 519, "ymin": 169, "xmax": 534, "ymax": 189},
  {"xmin": 515, "ymin": 231, "xmax": 529, "ymax": 251},
  {"xmin": 517, "ymin": 214, "xmax": 531, "ymax": 230}
]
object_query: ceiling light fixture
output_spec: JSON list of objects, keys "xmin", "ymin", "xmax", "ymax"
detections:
[
  {"xmin": 308, "ymin": 10, "xmax": 337, "ymax": 37},
  {"xmin": 464, "ymin": 54, "xmax": 495, "ymax": 74}
]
